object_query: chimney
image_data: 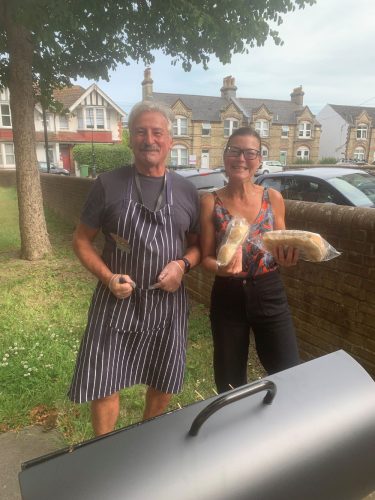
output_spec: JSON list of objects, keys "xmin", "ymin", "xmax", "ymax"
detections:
[
  {"xmin": 290, "ymin": 85, "xmax": 304, "ymax": 106},
  {"xmin": 220, "ymin": 75, "xmax": 237, "ymax": 99},
  {"xmin": 142, "ymin": 67, "xmax": 153, "ymax": 100}
]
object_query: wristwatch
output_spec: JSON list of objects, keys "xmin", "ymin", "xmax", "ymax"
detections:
[{"xmin": 181, "ymin": 257, "xmax": 191, "ymax": 273}]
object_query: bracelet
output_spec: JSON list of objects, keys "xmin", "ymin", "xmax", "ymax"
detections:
[{"xmin": 171, "ymin": 260, "xmax": 184, "ymax": 274}]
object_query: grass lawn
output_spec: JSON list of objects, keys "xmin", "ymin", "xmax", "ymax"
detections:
[{"xmin": 0, "ymin": 186, "xmax": 264, "ymax": 445}]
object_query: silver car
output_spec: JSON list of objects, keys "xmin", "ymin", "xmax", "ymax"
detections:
[{"xmin": 255, "ymin": 167, "xmax": 375, "ymax": 207}]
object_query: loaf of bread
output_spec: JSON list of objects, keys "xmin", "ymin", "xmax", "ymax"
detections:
[
  {"xmin": 227, "ymin": 225, "xmax": 249, "ymax": 244},
  {"xmin": 263, "ymin": 230, "xmax": 328, "ymax": 262},
  {"xmin": 216, "ymin": 219, "xmax": 249, "ymax": 267},
  {"xmin": 217, "ymin": 244, "xmax": 238, "ymax": 266}
]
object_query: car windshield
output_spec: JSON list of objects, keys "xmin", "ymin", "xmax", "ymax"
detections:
[{"xmin": 328, "ymin": 173, "xmax": 375, "ymax": 207}]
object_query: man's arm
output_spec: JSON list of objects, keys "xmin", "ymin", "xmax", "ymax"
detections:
[{"xmin": 73, "ymin": 223, "xmax": 134, "ymax": 298}]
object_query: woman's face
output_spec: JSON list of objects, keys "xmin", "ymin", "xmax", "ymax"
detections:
[{"xmin": 223, "ymin": 134, "xmax": 262, "ymax": 181}]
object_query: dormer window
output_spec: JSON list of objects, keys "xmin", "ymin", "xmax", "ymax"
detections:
[
  {"xmin": 85, "ymin": 107, "xmax": 105, "ymax": 129},
  {"xmin": 173, "ymin": 116, "xmax": 188, "ymax": 136},
  {"xmin": 255, "ymin": 120, "xmax": 269, "ymax": 138},
  {"xmin": 298, "ymin": 122, "xmax": 312, "ymax": 138},
  {"xmin": 356, "ymin": 124, "xmax": 368, "ymax": 140}
]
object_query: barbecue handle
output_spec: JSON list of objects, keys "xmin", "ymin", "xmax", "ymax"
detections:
[{"xmin": 188, "ymin": 379, "xmax": 276, "ymax": 437}]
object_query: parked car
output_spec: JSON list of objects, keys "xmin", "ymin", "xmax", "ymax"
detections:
[
  {"xmin": 174, "ymin": 168, "xmax": 227, "ymax": 193},
  {"xmin": 255, "ymin": 167, "xmax": 375, "ymax": 208},
  {"xmin": 336, "ymin": 159, "xmax": 368, "ymax": 167},
  {"xmin": 256, "ymin": 160, "xmax": 284, "ymax": 175},
  {"xmin": 38, "ymin": 161, "xmax": 70, "ymax": 176}
]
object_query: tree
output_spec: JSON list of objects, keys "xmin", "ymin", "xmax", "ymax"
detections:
[{"xmin": 0, "ymin": 0, "xmax": 315, "ymax": 260}]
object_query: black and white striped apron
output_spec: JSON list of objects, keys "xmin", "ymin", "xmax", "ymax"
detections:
[{"xmin": 68, "ymin": 169, "xmax": 188, "ymax": 403}]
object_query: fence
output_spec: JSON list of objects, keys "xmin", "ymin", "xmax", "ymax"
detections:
[{"xmin": 1, "ymin": 169, "xmax": 374, "ymax": 377}]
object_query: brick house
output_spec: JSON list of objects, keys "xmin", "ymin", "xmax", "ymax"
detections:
[
  {"xmin": 141, "ymin": 68, "xmax": 321, "ymax": 168},
  {"xmin": 317, "ymin": 104, "xmax": 375, "ymax": 163},
  {"xmin": 0, "ymin": 84, "xmax": 125, "ymax": 173}
]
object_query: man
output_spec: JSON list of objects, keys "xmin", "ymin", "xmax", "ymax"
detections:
[{"xmin": 68, "ymin": 101, "xmax": 200, "ymax": 436}]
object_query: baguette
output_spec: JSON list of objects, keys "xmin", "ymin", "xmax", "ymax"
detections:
[{"xmin": 263, "ymin": 230, "xmax": 327, "ymax": 262}]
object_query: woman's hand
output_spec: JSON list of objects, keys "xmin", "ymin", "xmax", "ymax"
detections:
[
  {"xmin": 273, "ymin": 246, "xmax": 299, "ymax": 267},
  {"xmin": 217, "ymin": 247, "xmax": 243, "ymax": 276}
]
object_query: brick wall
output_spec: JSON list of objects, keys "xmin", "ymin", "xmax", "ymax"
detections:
[{"xmin": 1, "ymin": 170, "xmax": 374, "ymax": 377}]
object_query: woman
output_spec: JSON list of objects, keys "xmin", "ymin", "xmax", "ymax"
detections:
[{"xmin": 200, "ymin": 127, "xmax": 300, "ymax": 393}]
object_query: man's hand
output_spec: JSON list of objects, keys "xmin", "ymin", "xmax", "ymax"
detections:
[
  {"xmin": 153, "ymin": 261, "xmax": 184, "ymax": 293},
  {"xmin": 108, "ymin": 274, "xmax": 135, "ymax": 299}
]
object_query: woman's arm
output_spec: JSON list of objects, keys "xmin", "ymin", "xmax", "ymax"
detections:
[{"xmin": 200, "ymin": 193, "xmax": 242, "ymax": 276}]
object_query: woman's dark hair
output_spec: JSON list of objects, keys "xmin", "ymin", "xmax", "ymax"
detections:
[{"xmin": 227, "ymin": 126, "xmax": 261, "ymax": 148}]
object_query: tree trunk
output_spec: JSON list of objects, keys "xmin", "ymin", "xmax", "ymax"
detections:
[{"xmin": 4, "ymin": 5, "xmax": 52, "ymax": 259}]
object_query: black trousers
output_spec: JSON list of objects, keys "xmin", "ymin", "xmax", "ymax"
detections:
[{"xmin": 210, "ymin": 271, "xmax": 300, "ymax": 393}]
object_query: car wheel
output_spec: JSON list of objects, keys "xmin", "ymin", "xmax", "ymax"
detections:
[{"xmin": 263, "ymin": 170, "xmax": 269, "ymax": 175}]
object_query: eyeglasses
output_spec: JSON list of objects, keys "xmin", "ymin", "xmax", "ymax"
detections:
[{"xmin": 224, "ymin": 146, "xmax": 260, "ymax": 160}]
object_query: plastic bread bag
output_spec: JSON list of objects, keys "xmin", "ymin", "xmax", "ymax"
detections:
[
  {"xmin": 216, "ymin": 217, "xmax": 249, "ymax": 267},
  {"xmin": 255, "ymin": 229, "xmax": 341, "ymax": 262}
]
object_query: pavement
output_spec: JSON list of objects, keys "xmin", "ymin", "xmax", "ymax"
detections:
[{"xmin": 0, "ymin": 426, "xmax": 65, "ymax": 500}]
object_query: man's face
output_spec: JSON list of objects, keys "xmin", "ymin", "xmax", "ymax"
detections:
[{"xmin": 130, "ymin": 111, "xmax": 173, "ymax": 171}]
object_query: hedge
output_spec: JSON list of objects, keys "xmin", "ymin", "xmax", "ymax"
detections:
[{"xmin": 72, "ymin": 143, "xmax": 133, "ymax": 173}]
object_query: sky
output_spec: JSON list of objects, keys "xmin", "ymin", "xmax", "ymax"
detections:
[{"xmin": 76, "ymin": 0, "xmax": 375, "ymax": 117}]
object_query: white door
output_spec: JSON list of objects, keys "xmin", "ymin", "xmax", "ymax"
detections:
[{"xmin": 201, "ymin": 150, "xmax": 209, "ymax": 168}]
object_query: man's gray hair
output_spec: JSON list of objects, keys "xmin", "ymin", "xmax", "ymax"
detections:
[{"xmin": 128, "ymin": 101, "xmax": 175, "ymax": 134}]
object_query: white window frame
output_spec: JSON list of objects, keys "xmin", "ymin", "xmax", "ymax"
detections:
[
  {"xmin": 356, "ymin": 124, "xmax": 368, "ymax": 140},
  {"xmin": 296, "ymin": 146, "xmax": 310, "ymax": 160},
  {"xmin": 353, "ymin": 147, "xmax": 365, "ymax": 161},
  {"xmin": 85, "ymin": 107, "xmax": 106, "ymax": 130},
  {"xmin": 224, "ymin": 118, "xmax": 239, "ymax": 137},
  {"xmin": 0, "ymin": 88, "xmax": 10, "ymax": 101},
  {"xmin": 0, "ymin": 103, "xmax": 12, "ymax": 127},
  {"xmin": 59, "ymin": 115, "xmax": 69, "ymax": 130},
  {"xmin": 202, "ymin": 122, "xmax": 211, "ymax": 136},
  {"xmin": 0, "ymin": 143, "xmax": 15, "ymax": 166},
  {"xmin": 298, "ymin": 121, "xmax": 312, "ymax": 138},
  {"xmin": 261, "ymin": 145, "xmax": 269, "ymax": 159},
  {"xmin": 255, "ymin": 119, "xmax": 269, "ymax": 138},
  {"xmin": 281, "ymin": 125, "xmax": 289, "ymax": 138},
  {"xmin": 173, "ymin": 116, "xmax": 188, "ymax": 136},
  {"xmin": 170, "ymin": 145, "xmax": 188, "ymax": 166}
]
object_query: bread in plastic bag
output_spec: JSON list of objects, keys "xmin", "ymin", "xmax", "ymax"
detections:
[
  {"xmin": 217, "ymin": 217, "xmax": 249, "ymax": 267},
  {"xmin": 260, "ymin": 230, "xmax": 341, "ymax": 262}
]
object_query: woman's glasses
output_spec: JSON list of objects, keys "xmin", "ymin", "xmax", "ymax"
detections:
[{"xmin": 224, "ymin": 146, "xmax": 260, "ymax": 160}]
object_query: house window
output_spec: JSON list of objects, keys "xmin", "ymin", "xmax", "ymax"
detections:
[
  {"xmin": 85, "ymin": 107, "xmax": 105, "ymax": 129},
  {"xmin": 296, "ymin": 146, "xmax": 310, "ymax": 160},
  {"xmin": 202, "ymin": 122, "xmax": 211, "ymax": 136},
  {"xmin": 356, "ymin": 124, "xmax": 368, "ymax": 140},
  {"xmin": 298, "ymin": 122, "xmax": 312, "ymax": 138},
  {"xmin": 173, "ymin": 116, "xmax": 188, "ymax": 136},
  {"xmin": 59, "ymin": 115, "xmax": 69, "ymax": 130},
  {"xmin": 0, "ymin": 89, "xmax": 10, "ymax": 101},
  {"xmin": 170, "ymin": 145, "xmax": 188, "ymax": 166},
  {"xmin": 353, "ymin": 147, "xmax": 365, "ymax": 161},
  {"xmin": 224, "ymin": 118, "xmax": 239, "ymax": 137},
  {"xmin": 1, "ymin": 143, "xmax": 15, "ymax": 165},
  {"xmin": 255, "ymin": 120, "xmax": 269, "ymax": 138},
  {"xmin": 1, "ymin": 104, "xmax": 11, "ymax": 127},
  {"xmin": 261, "ymin": 145, "xmax": 269, "ymax": 159},
  {"xmin": 281, "ymin": 126, "xmax": 289, "ymax": 138}
]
